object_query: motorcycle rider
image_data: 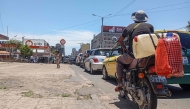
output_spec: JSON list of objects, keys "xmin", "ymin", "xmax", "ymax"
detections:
[{"xmin": 115, "ymin": 10, "xmax": 154, "ymax": 91}]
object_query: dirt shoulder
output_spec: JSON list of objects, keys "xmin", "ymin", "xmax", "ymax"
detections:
[{"xmin": 0, "ymin": 62, "xmax": 111, "ymax": 109}]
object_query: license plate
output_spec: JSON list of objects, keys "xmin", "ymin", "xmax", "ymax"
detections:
[
  {"xmin": 149, "ymin": 75, "xmax": 166, "ymax": 83},
  {"xmin": 183, "ymin": 57, "xmax": 188, "ymax": 65}
]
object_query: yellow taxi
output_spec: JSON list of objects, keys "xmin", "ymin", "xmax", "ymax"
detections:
[{"xmin": 102, "ymin": 49, "xmax": 120, "ymax": 79}]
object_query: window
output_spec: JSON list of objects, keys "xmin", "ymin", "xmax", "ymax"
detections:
[
  {"xmin": 94, "ymin": 49, "xmax": 111, "ymax": 56},
  {"xmin": 177, "ymin": 33, "xmax": 190, "ymax": 49},
  {"xmin": 90, "ymin": 50, "xmax": 94, "ymax": 56},
  {"xmin": 111, "ymin": 50, "xmax": 119, "ymax": 56}
]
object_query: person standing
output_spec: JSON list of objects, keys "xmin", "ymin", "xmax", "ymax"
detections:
[{"xmin": 55, "ymin": 51, "xmax": 60, "ymax": 68}]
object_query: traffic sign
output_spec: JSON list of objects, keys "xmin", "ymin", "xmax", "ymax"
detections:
[{"xmin": 60, "ymin": 39, "xmax": 66, "ymax": 45}]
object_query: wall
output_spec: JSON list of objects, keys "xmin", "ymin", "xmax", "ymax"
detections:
[{"xmin": 81, "ymin": 43, "xmax": 90, "ymax": 53}]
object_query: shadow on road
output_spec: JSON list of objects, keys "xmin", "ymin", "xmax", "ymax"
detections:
[
  {"xmin": 102, "ymin": 78, "xmax": 117, "ymax": 86},
  {"xmin": 104, "ymin": 78, "xmax": 190, "ymax": 100},
  {"xmin": 159, "ymin": 85, "xmax": 190, "ymax": 99},
  {"xmin": 110, "ymin": 96, "xmax": 138, "ymax": 109}
]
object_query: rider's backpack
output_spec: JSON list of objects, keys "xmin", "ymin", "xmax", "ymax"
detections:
[{"xmin": 155, "ymin": 33, "xmax": 184, "ymax": 78}]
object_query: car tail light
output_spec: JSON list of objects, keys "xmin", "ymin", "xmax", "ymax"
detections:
[
  {"xmin": 93, "ymin": 58, "xmax": 98, "ymax": 63},
  {"xmin": 148, "ymin": 66, "xmax": 155, "ymax": 73},
  {"xmin": 134, "ymin": 36, "xmax": 138, "ymax": 42}
]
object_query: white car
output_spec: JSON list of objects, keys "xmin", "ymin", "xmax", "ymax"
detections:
[
  {"xmin": 75, "ymin": 53, "xmax": 83, "ymax": 66},
  {"xmin": 84, "ymin": 48, "xmax": 111, "ymax": 74}
]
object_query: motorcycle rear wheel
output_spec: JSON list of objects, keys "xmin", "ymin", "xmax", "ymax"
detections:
[{"xmin": 137, "ymin": 78, "xmax": 157, "ymax": 109}]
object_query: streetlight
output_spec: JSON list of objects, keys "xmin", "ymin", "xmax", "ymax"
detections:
[
  {"xmin": 92, "ymin": 14, "xmax": 111, "ymax": 48},
  {"xmin": 22, "ymin": 36, "xmax": 25, "ymax": 44}
]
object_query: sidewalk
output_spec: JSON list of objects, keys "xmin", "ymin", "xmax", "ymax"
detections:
[{"xmin": 0, "ymin": 62, "xmax": 117, "ymax": 109}]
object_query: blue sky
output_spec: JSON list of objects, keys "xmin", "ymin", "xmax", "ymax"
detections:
[{"xmin": 0, "ymin": 0, "xmax": 190, "ymax": 55}]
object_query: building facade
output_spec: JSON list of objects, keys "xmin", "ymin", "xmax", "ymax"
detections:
[
  {"xmin": 91, "ymin": 26, "xmax": 125, "ymax": 49},
  {"xmin": 80, "ymin": 43, "xmax": 90, "ymax": 53},
  {"xmin": 71, "ymin": 48, "xmax": 77, "ymax": 57},
  {"xmin": 23, "ymin": 39, "xmax": 50, "ymax": 57}
]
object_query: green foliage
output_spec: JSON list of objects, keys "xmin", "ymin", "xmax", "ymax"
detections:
[
  {"xmin": 22, "ymin": 90, "xmax": 34, "ymax": 97},
  {"xmin": 6, "ymin": 39, "xmax": 22, "ymax": 49},
  {"xmin": 20, "ymin": 45, "xmax": 33, "ymax": 57},
  {"xmin": 187, "ymin": 21, "xmax": 190, "ymax": 32},
  {"xmin": 61, "ymin": 93, "xmax": 70, "ymax": 97}
]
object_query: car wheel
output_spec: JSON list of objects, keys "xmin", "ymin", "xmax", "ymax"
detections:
[
  {"xmin": 80, "ymin": 63, "xmax": 82, "ymax": 68},
  {"xmin": 84, "ymin": 64, "xmax": 88, "ymax": 72},
  {"xmin": 102, "ymin": 66, "xmax": 109, "ymax": 80},
  {"xmin": 90, "ymin": 64, "xmax": 95, "ymax": 74},
  {"xmin": 179, "ymin": 84, "xmax": 190, "ymax": 91}
]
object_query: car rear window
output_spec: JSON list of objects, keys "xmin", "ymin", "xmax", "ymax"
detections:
[
  {"xmin": 87, "ymin": 50, "xmax": 90, "ymax": 54},
  {"xmin": 94, "ymin": 49, "xmax": 110, "ymax": 56},
  {"xmin": 177, "ymin": 33, "xmax": 190, "ymax": 49}
]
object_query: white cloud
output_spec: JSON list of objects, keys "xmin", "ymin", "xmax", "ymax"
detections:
[{"xmin": 8, "ymin": 30, "xmax": 96, "ymax": 55}]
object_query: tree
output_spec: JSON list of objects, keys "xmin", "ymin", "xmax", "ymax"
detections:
[
  {"xmin": 6, "ymin": 39, "xmax": 22, "ymax": 58},
  {"xmin": 19, "ymin": 45, "xmax": 33, "ymax": 58},
  {"xmin": 186, "ymin": 21, "xmax": 190, "ymax": 32}
]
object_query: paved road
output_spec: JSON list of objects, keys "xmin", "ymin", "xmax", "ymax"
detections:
[{"xmin": 70, "ymin": 64, "xmax": 190, "ymax": 109}]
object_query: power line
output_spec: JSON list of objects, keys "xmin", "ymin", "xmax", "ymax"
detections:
[
  {"xmin": 113, "ymin": 0, "xmax": 136, "ymax": 16},
  {"xmin": 174, "ymin": 27, "xmax": 187, "ymax": 30},
  {"xmin": 144, "ymin": 1, "xmax": 190, "ymax": 12},
  {"xmin": 0, "ymin": 13, "xmax": 5, "ymax": 35},
  {"xmin": 114, "ymin": 6, "xmax": 190, "ymax": 16},
  {"xmin": 75, "ymin": 20, "xmax": 100, "ymax": 30},
  {"xmin": 38, "ymin": 19, "xmax": 100, "ymax": 36},
  {"xmin": 105, "ymin": 0, "xmax": 136, "ymax": 24},
  {"xmin": 112, "ymin": 1, "xmax": 190, "ymax": 16}
]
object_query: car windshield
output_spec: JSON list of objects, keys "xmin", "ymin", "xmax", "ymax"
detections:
[{"xmin": 94, "ymin": 49, "xmax": 111, "ymax": 56}]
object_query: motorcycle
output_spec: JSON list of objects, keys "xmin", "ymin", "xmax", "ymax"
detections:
[{"xmin": 112, "ymin": 36, "xmax": 172, "ymax": 109}]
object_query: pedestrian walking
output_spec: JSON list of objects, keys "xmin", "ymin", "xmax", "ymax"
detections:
[{"xmin": 55, "ymin": 51, "xmax": 60, "ymax": 68}]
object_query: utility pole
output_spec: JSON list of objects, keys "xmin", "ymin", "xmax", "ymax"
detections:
[
  {"xmin": 6, "ymin": 26, "xmax": 8, "ymax": 58},
  {"xmin": 92, "ymin": 14, "xmax": 111, "ymax": 48},
  {"xmin": 101, "ymin": 17, "xmax": 103, "ymax": 48}
]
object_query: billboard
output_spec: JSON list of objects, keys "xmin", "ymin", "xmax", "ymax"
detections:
[
  {"xmin": 103, "ymin": 26, "xmax": 125, "ymax": 33},
  {"xmin": 24, "ymin": 39, "xmax": 44, "ymax": 46},
  {"xmin": 24, "ymin": 39, "xmax": 49, "ymax": 50}
]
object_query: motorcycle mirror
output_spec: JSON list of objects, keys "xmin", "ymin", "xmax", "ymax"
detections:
[{"xmin": 112, "ymin": 36, "xmax": 118, "ymax": 43}]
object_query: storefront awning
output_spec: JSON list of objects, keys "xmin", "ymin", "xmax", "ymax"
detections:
[{"xmin": 0, "ymin": 51, "xmax": 10, "ymax": 55}]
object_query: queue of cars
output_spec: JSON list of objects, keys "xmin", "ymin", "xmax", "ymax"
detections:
[{"xmin": 75, "ymin": 48, "xmax": 112, "ymax": 74}]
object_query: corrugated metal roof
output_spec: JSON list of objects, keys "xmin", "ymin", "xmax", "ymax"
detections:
[{"xmin": 0, "ymin": 34, "xmax": 9, "ymax": 40}]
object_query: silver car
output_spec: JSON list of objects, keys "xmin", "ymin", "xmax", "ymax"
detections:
[
  {"xmin": 84, "ymin": 48, "xmax": 111, "ymax": 74},
  {"xmin": 63, "ymin": 56, "xmax": 70, "ymax": 63}
]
